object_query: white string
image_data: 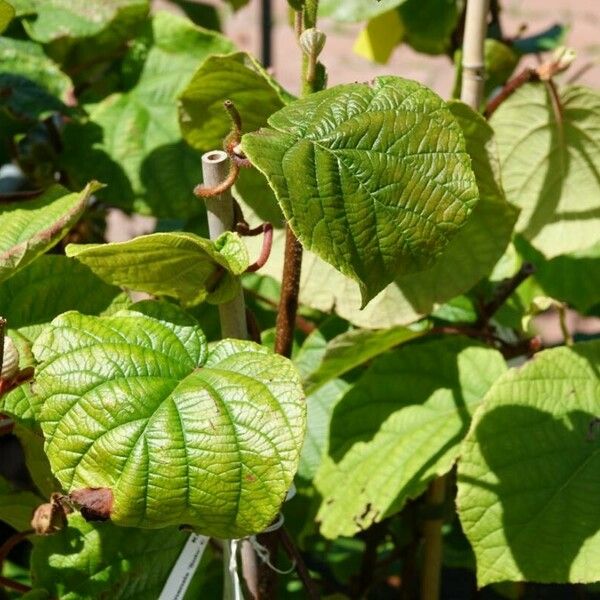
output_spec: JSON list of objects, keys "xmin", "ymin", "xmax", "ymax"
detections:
[{"xmin": 248, "ymin": 535, "xmax": 296, "ymax": 575}]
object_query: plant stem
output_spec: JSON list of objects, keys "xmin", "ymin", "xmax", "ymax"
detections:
[
  {"xmin": 460, "ymin": 0, "xmax": 490, "ymax": 110},
  {"xmin": 484, "ymin": 67, "xmax": 539, "ymax": 118},
  {"xmin": 274, "ymin": 229, "xmax": 303, "ymax": 357},
  {"xmin": 477, "ymin": 262, "xmax": 535, "ymax": 326},
  {"xmin": 0, "ymin": 576, "xmax": 32, "ymax": 594},
  {"xmin": 557, "ymin": 303, "xmax": 573, "ymax": 347},
  {"xmin": 420, "ymin": 476, "xmax": 447, "ymax": 600},
  {"xmin": 279, "ymin": 526, "xmax": 320, "ymax": 599},
  {"xmin": 264, "ymin": 5, "xmax": 326, "ymax": 598},
  {"xmin": 201, "ymin": 151, "xmax": 248, "ymax": 340}
]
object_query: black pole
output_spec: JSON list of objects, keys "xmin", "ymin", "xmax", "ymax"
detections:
[{"xmin": 260, "ymin": 0, "xmax": 272, "ymax": 67}]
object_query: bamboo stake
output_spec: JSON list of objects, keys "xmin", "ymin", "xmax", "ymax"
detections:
[
  {"xmin": 201, "ymin": 150, "xmax": 256, "ymax": 597},
  {"xmin": 201, "ymin": 150, "xmax": 248, "ymax": 340},
  {"xmin": 460, "ymin": 0, "xmax": 490, "ymax": 110}
]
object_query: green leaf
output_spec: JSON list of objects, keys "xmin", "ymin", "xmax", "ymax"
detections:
[
  {"xmin": 242, "ymin": 76, "xmax": 479, "ymax": 304},
  {"xmin": 66, "ymin": 231, "xmax": 248, "ymax": 307},
  {"xmin": 17, "ymin": 0, "xmax": 148, "ymax": 43},
  {"xmin": 304, "ymin": 325, "xmax": 425, "ymax": 394},
  {"xmin": 60, "ymin": 11, "xmax": 235, "ymax": 217},
  {"xmin": 516, "ymin": 237, "xmax": 600, "ymax": 314},
  {"xmin": 0, "ymin": 37, "xmax": 72, "ymax": 100},
  {"xmin": 0, "ymin": 183, "xmax": 99, "ymax": 284},
  {"xmin": 457, "ymin": 340, "xmax": 600, "ymax": 585},
  {"xmin": 0, "ymin": 0, "xmax": 15, "ymax": 33},
  {"xmin": 490, "ymin": 83, "xmax": 600, "ymax": 257},
  {"xmin": 179, "ymin": 51, "xmax": 291, "ymax": 151},
  {"xmin": 353, "ymin": 10, "xmax": 405, "ymax": 64},
  {"xmin": 319, "ymin": 0, "xmax": 406, "ymax": 22},
  {"xmin": 298, "ymin": 379, "xmax": 350, "ymax": 481},
  {"xmin": 31, "ymin": 514, "xmax": 215, "ymax": 599},
  {"xmin": 0, "ymin": 255, "xmax": 121, "ymax": 342},
  {"xmin": 315, "ymin": 337, "xmax": 506, "ymax": 538},
  {"xmin": 33, "ymin": 309, "xmax": 305, "ymax": 537},
  {"xmin": 0, "ymin": 475, "xmax": 43, "ymax": 530},
  {"xmin": 242, "ymin": 100, "xmax": 516, "ymax": 327},
  {"xmin": 398, "ymin": 0, "xmax": 461, "ymax": 55}
]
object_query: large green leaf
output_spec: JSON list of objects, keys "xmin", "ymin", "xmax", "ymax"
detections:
[
  {"xmin": 33, "ymin": 308, "xmax": 305, "ymax": 537},
  {"xmin": 0, "ymin": 255, "xmax": 121, "ymax": 342},
  {"xmin": 242, "ymin": 76, "xmax": 479, "ymax": 304},
  {"xmin": 0, "ymin": 36, "xmax": 72, "ymax": 100},
  {"xmin": 60, "ymin": 11, "xmax": 234, "ymax": 217},
  {"xmin": 0, "ymin": 183, "xmax": 99, "ymax": 283},
  {"xmin": 491, "ymin": 83, "xmax": 600, "ymax": 257},
  {"xmin": 66, "ymin": 231, "xmax": 249, "ymax": 307},
  {"xmin": 0, "ymin": 0, "xmax": 15, "ymax": 33},
  {"xmin": 315, "ymin": 337, "xmax": 506, "ymax": 538},
  {"xmin": 243, "ymin": 101, "xmax": 516, "ymax": 327},
  {"xmin": 319, "ymin": 0, "xmax": 406, "ymax": 22},
  {"xmin": 16, "ymin": 0, "xmax": 147, "ymax": 43},
  {"xmin": 457, "ymin": 340, "xmax": 600, "ymax": 585},
  {"xmin": 31, "ymin": 514, "xmax": 214, "ymax": 599},
  {"xmin": 179, "ymin": 51, "xmax": 291, "ymax": 151}
]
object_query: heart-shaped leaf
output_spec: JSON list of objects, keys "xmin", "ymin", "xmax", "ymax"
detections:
[
  {"xmin": 458, "ymin": 340, "xmax": 600, "ymax": 585},
  {"xmin": 315, "ymin": 337, "xmax": 506, "ymax": 538},
  {"xmin": 0, "ymin": 182, "xmax": 99, "ymax": 283},
  {"xmin": 242, "ymin": 76, "xmax": 479, "ymax": 304},
  {"xmin": 33, "ymin": 307, "xmax": 305, "ymax": 537},
  {"xmin": 66, "ymin": 231, "xmax": 249, "ymax": 307},
  {"xmin": 242, "ymin": 100, "xmax": 515, "ymax": 326},
  {"xmin": 491, "ymin": 83, "xmax": 600, "ymax": 256}
]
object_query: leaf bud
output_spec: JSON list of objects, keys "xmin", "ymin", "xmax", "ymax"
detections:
[{"xmin": 299, "ymin": 28, "xmax": 326, "ymax": 60}]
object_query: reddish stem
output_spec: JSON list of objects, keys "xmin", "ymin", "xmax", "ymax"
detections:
[
  {"xmin": 274, "ymin": 227, "xmax": 303, "ymax": 357},
  {"xmin": 246, "ymin": 224, "xmax": 273, "ymax": 273},
  {"xmin": 0, "ymin": 576, "xmax": 32, "ymax": 594},
  {"xmin": 484, "ymin": 67, "xmax": 539, "ymax": 118}
]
